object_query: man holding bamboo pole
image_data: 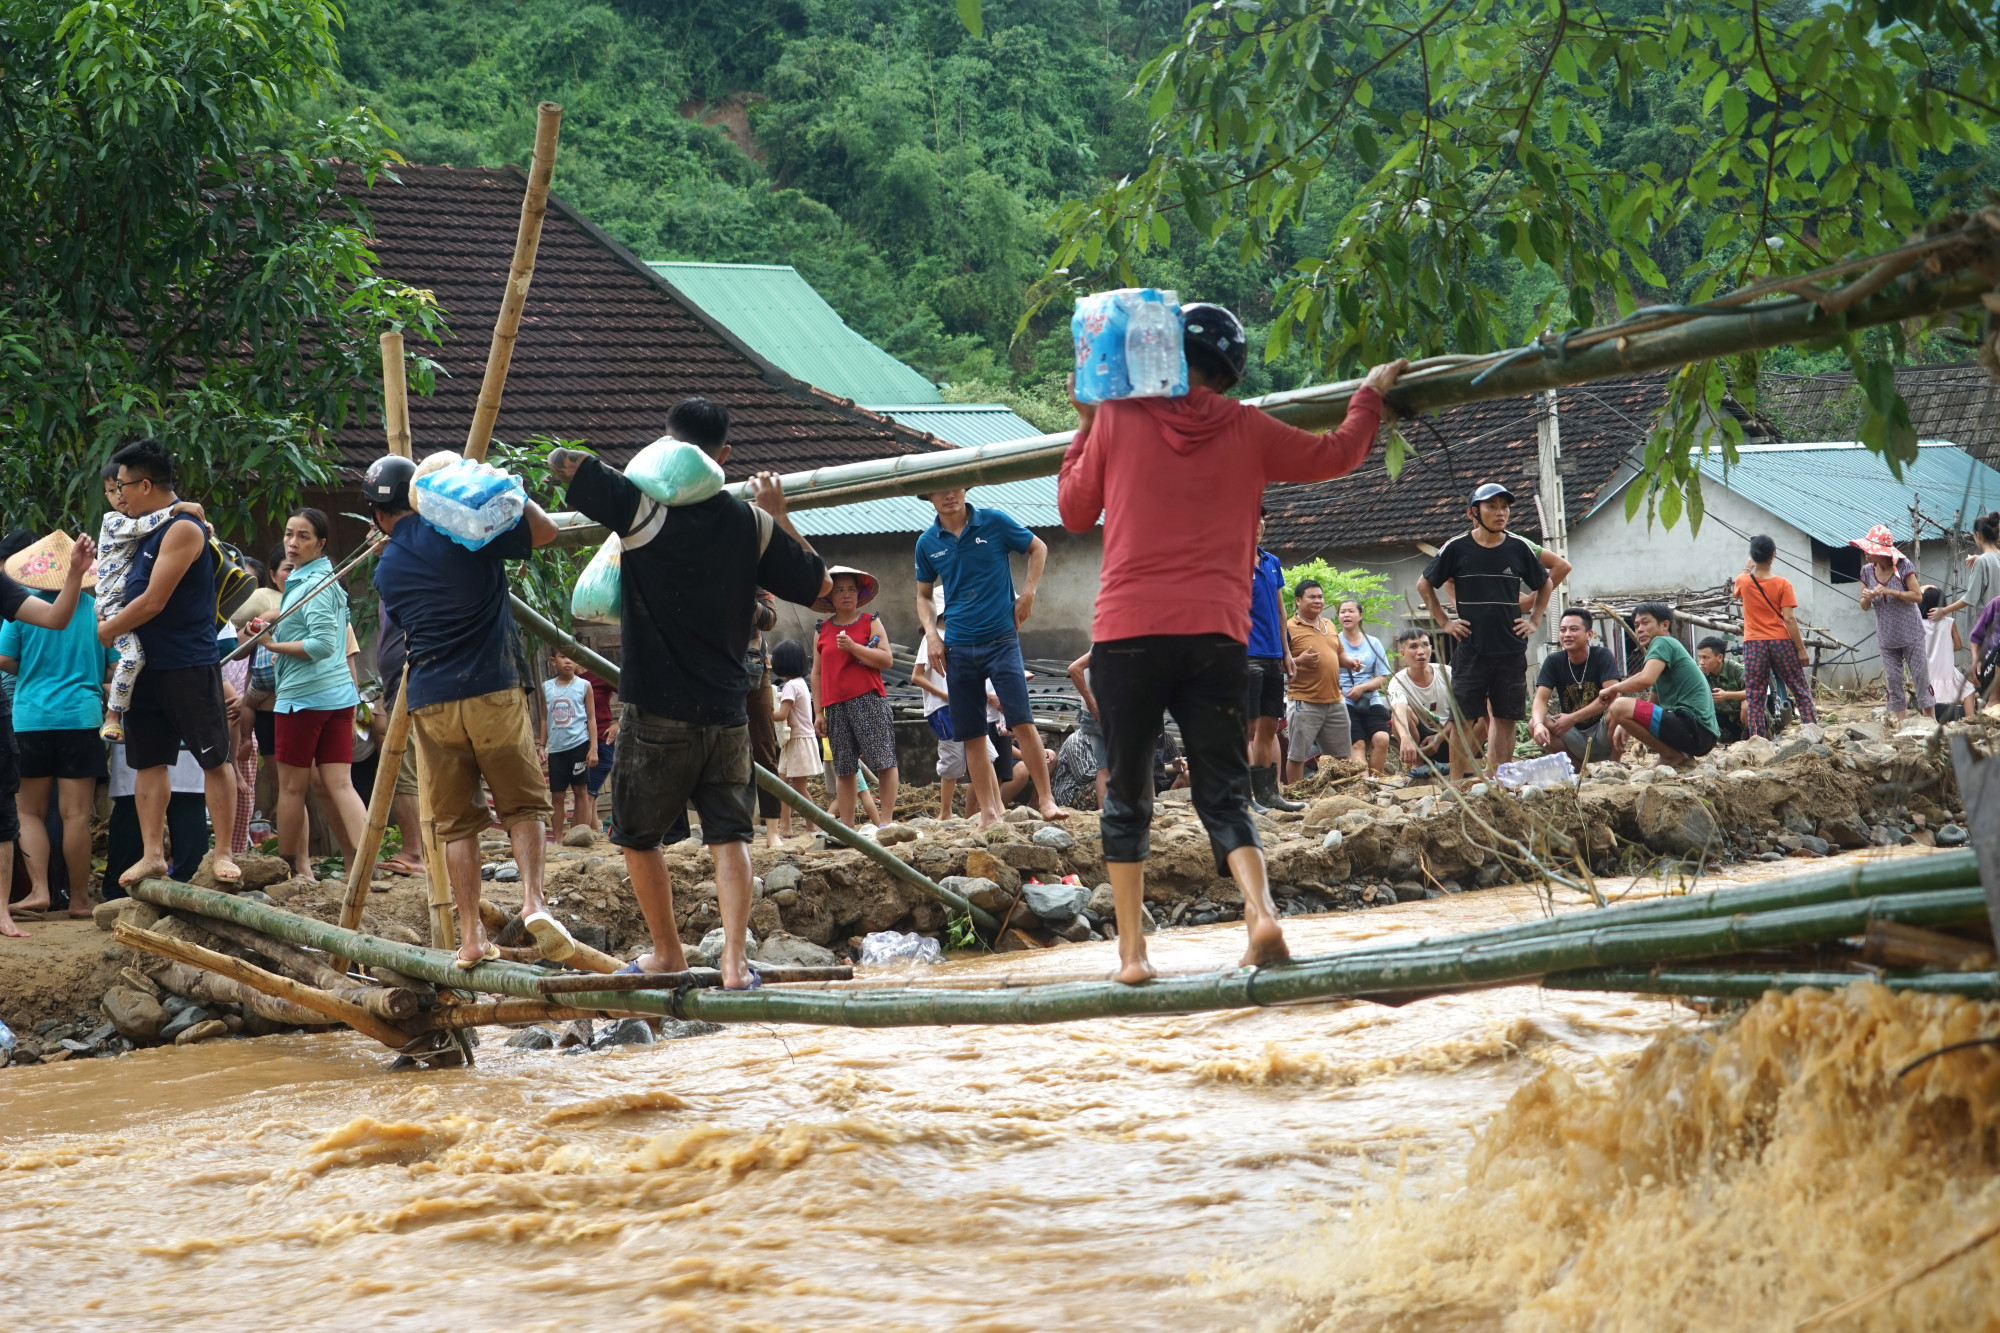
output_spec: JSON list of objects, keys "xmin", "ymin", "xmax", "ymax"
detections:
[
  {"xmin": 548, "ymin": 398, "xmax": 829, "ymax": 990},
  {"xmin": 363, "ymin": 454, "xmax": 574, "ymax": 969},
  {"xmin": 1059, "ymin": 301, "xmax": 1406, "ymax": 984}
]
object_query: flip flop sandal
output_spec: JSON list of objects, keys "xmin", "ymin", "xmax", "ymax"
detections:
[
  {"xmin": 9, "ymin": 909, "xmax": 48, "ymax": 921},
  {"xmin": 615, "ymin": 959, "xmax": 646, "ymax": 975},
  {"xmin": 212, "ymin": 860, "xmax": 243, "ymax": 883},
  {"xmin": 724, "ymin": 965, "xmax": 763, "ymax": 992},
  {"xmin": 453, "ymin": 942, "xmax": 501, "ymax": 971},
  {"xmin": 523, "ymin": 910, "xmax": 577, "ymax": 961}
]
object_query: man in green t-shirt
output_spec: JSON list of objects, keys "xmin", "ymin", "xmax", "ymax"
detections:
[
  {"xmin": 1596, "ymin": 602, "xmax": 1721, "ymax": 768},
  {"xmin": 1695, "ymin": 635, "xmax": 1748, "ymax": 744}
]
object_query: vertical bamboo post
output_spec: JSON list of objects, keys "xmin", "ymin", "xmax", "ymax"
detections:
[
  {"xmin": 411, "ymin": 734, "xmax": 455, "ymax": 952},
  {"xmin": 331, "ymin": 667, "xmax": 414, "ymax": 972},
  {"xmin": 463, "ymin": 102, "xmax": 562, "ymax": 462},
  {"xmin": 379, "ymin": 330, "xmax": 412, "ymax": 460}
]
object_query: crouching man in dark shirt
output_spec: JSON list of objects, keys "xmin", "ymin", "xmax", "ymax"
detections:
[{"xmin": 552, "ymin": 398, "xmax": 829, "ymax": 990}]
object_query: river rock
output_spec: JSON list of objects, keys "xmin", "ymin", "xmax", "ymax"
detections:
[
  {"xmin": 158, "ymin": 1006, "xmax": 211, "ymax": 1043},
  {"xmin": 755, "ymin": 932, "xmax": 839, "ymax": 967},
  {"xmin": 962, "ymin": 849, "xmax": 1021, "ymax": 894},
  {"xmin": 991, "ymin": 842, "xmax": 1064, "ymax": 875},
  {"xmin": 506, "ymin": 1026, "xmax": 557, "ymax": 1050},
  {"xmin": 1030, "ymin": 826, "xmax": 1075, "ymax": 851},
  {"xmin": 1087, "ymin": 882, "xmax": 1116, "ymax": 917},
  {"xmin": 1819, "ymin": 814, "xmax": 1871, "ymax": 849},
  {"xmin": 174, "ymin": 1019, "xmax": 228, "ymax": 1046},
  {"xmin": 1776, "ymin": 833, "xmax": 1831, "ymax": 856},
  {"xmin": 558, "ymin": 1018, "xmax": 593, "ymax": 1049},
  {"xmin": 562, "ymin": 825, "xmax": 597, "ymax": 848},
  {"xmin": 1938, "ymin": 822, "xmax": 1969, "ymax": 847},
  {"xmin": 695, "ymin": 927, "xmax": 757, "ymax": 966},
  {"xmin": 764, "ymin": 864, "xmax": 804, "ymax": 894},
  {"xmin": 659, "ymin": 1018, "xmax": 725, "ymax": 1040},
  {"xmin": 1022, "ymin": 879, "xmax": 1088, "ymax": 921},
  {"xmin": 1053, "ymin": 913, "xmax": 1094, "ymax": 942},
  {"xmin": 941, "ymin": 875, "xmax": 1007, "ymax": 912},
  {"xmin": 101, "ymin": 986, "xmax": 167, "ymax": 1040},
  {"xmin": 1320, "ymin": 829, "xmax": 1344, "ymax": 851},
  {"xmin": 1633, "ymin": 785, "xmax": 1720, "ymax": 855},
  {"xmin": 594, "ymin": 1018, "xmax": 656, "ymax": 1048},
  {"xmin": 875, "ymin": 823, "xmax": 919, "ymax": 846}
]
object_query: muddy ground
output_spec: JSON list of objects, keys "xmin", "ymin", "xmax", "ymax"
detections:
[{"xmin": 0, "ymin": 705, "xmax": 1981, "ymax": 1053}]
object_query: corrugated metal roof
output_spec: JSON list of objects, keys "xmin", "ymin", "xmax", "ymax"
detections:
[
  {"xmin": 1695, "ymin": 440, "xmax": 2000, "ymax": 545},
  {"xmin": 791, "ymin": 476, "xmax": 1082, "ymax": 536},
  {"xmin": 646, "ymin": 261, "xmax": 942, "ymax": 405},
  {"xmin": 873, "ymin": 403, "xmax": 1044, "ymax": 448}
]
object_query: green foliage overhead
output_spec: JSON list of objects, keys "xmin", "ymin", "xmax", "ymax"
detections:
[
  {"xmin": 1279, "ymin": 558, "xmax": 1397, "ymax": 627},
  {"xmin": 1047, "ymin": 0, "xmax": 2000, "ymax": 532},
  {"xmin": 0, "ymin": 0, "xmax": 445, "ymax": 538}
]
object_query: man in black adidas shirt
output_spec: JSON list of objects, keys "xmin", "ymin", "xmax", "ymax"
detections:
[{"xmin": 1417, "ymin": 483, "xmax": 1550, "ymax": 778}]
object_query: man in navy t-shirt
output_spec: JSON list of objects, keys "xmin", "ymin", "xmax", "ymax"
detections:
[
  {"xmin": 367, "ymin": 455, "xmax": 571, "ymax": 970},
  {"xmin": 912, "ymin": 488, "xmax": 1063, "ymax": 826},
  {"xmin": 1244, "ymin": 509, "xmax": 1298, "ymax": 811}
]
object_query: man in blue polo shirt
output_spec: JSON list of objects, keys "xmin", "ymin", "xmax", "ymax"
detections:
[
  {"xmin": 1245, "ymin": 509, "xmax": 1300, "ymax": 812},
  {"xmin": 914, "ymin": 487, "xmax": 1065, "ymax": 825}
]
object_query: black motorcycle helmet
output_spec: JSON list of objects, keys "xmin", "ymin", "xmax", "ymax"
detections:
[
  {"xmin": 364, "ymin": 454, "xmax": 417, "ymax": 511},
  {"xmin": 1181, "ymin": 302, "xmax": 1248, "ymax": 386}
]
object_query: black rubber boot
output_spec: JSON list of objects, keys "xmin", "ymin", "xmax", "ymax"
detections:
[{"xmin": 1255, "ymin": 764, "xmax": 1304, "ymax": 812}]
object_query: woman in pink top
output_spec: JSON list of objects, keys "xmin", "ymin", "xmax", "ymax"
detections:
[{"xmin": 1059, "ymin": 301, "xmax": 1406, "ymax": 983}]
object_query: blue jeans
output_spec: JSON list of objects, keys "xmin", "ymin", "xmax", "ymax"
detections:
[
  {"xmin": 585, "ymin": 739, "xmax": 615, "ymax": 797},
  {"xmin": 944, "ymin": 634, "xmax": 1033, "ymax": 741}
]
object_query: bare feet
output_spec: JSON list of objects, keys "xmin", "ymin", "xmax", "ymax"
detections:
[
  {"xmin": 66, "ymin": 892, "xmax": 97, "ymax": 920},
  {"xmin": 119, "ymin": 855, "xmax": 170, "ymax": 888},
  {"xmin": 0, "ymin": 911, "xmax": 27, "ymax": 939},
  {"xmin": 11, "ymin": 891, "xmax": 51, "ymax": 913},
  {"xmin": 211, "ymin": 854, "xmax": 242, "ymax": 884},
  {"xmin": 632, "ymin": 948, "xmax": 688, "ymax": 974},
  {"xmin": 1037, "ymin": 800, "xmax": 1070, "ymax": 821},
  {"xmin": 1114, "ymin": 957, "xmax": 1157, "ymax": 985},
  {"xmin": 1239, "ymin": 916, "xmax": 1292, "ymax": 970}
]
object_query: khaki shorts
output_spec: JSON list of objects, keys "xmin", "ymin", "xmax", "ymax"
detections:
[
  {"xmin": 412, "ymin": 687, "xmax": 552, "ymax": 843},
  {"xmin": 395, "ymin": 730, "xmax": 419, "ymax": 797}
]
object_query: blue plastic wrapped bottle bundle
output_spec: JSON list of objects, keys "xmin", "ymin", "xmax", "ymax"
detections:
[
  {"xmin": 413, "ymin": 455, "xmax": 528, "ymax": 550},
  {"xmin": 570, "ymin": 533, "xmax": 622, "ymax": 624},
  {"xmin": 1071, "ymin": 288, "xmax": 1189, "ymax": 404},
  {"xmin": 624, "ymin": 434, "xmax": 726, "ymax": 506}
]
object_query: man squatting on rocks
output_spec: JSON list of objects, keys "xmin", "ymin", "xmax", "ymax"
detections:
[
  {"xmin": 913, "ymin": 487, "xmax": 1065, "ymax": 826},
  {"xmin": 364, "ymin": 453, "xmax": 577, "ymax": 969},
  {"xmin": 1059, "ymin": 301, "xmax": 1408, "ymax": 984},
  {"xmin": 552, "ymin": 397, "xmax": 829, "ymax": 991}
]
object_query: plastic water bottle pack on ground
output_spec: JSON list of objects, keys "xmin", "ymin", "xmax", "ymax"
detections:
[
  {"xmin": 413, "ymin": 457, "xmax": 528, "ymax": 550},
  {"xmin": 570, "ymin": 533, "xmax": 623, "ymax": 623},
  {"xmin": 625, "ymin": 435, "xmax": 726, "ymax": 506},
  {"xmin": 1071, "ymin": 288, "xmax": 1188, "ymax": 403},
  {"xmin": 858, "ymin": 930, "xmax": 943, "ymax": 968},
  {"xmin": 1495, "ymin": 752, "xmax": 1577, "ymax": 790}
]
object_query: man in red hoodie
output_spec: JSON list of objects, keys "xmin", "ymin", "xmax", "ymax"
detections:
[{"xmin": 1060, "ymin": 304, "xmax": 1406, "ymax": 983}]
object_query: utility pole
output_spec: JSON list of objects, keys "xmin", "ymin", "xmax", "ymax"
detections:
[{"xmin": 1536, "ymin": 388, "xmax": 1568, "ymax": 648}]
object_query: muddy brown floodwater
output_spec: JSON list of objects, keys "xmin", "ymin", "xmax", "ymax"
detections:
[{"xmin": 4, "ymin": 859, "xmax": 1999, "ymax": 1331}]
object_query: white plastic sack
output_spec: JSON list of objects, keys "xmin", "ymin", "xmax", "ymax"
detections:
[
  {"xmin": 570, "ymin": 533, "xmax": 622, "ymax": 624},
  {"xmin": 626, "ymin": 435, "xmax": 726, "ymax": 506},
  {"xmin": 858, "ymin": 930, "xmax": 943, "ymax": 968}
]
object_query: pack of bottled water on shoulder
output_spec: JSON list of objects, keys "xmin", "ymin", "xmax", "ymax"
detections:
[
  {"xmin": 1072, "ymin": 287, "xmax": 1189, "ymax": 404},
  {"xmin": 413, "ymin": 457, "xmax": 528, "ymax": 551}
]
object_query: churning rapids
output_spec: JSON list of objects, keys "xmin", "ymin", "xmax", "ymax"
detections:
[{"xmin": 5, "ymin": 862, "xmax": 1998, "ymax": 1332}]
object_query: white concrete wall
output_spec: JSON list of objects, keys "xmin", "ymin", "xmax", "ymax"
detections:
[
  {"xmin": 1567, "ymin": 482, "xmax": 1968, "ymax": 689},
  {"xmin": 769, "ymin": 527, "xmax": 1104, "ymax": 663}
]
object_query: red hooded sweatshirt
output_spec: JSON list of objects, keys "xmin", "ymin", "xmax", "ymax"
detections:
[{"xmin": 1058, "ymin": 385, "xmax": 1384, "ymax": 645}]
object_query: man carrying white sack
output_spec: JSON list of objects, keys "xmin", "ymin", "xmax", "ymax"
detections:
[
  {"xmin": 366, "ymin": 452, "xmax": 577, "ymax": 970},
  {"xmin": 551, "ymin": 398, "xmax": 829, "ymax": 991}
]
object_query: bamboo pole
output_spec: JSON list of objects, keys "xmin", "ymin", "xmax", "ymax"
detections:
[
  {"xmin": 412, "ymin": 999, "xmax": 613, "ymax": 1031},
  {"xmin": 117, "ymin": 921, "xmax": 416, "ymax": 1047},
  {"xmin": 503, "ymin": 592, "xmax": 1000, "ymax": 933},
  {"xmin": 223, "ymin": 535, "xmax": 383, "ymax": 663},
  {"xmin": 414, "ymin": 730, "xmax": 454, "ymax": 952},
  {"xmin": 123, "ymin": 878, "xmax": 1992, "ymax": 1030},
  {"xmin": 535, "ymin": 965, "xmax": 852, "ymax": 994},
  {"xmin": 379, "ymin": 330, "xmax": 412, "ymax": 459},
  {"xmin": 333, "ymin": 663, "xmax": 414, "ymax": 973},
  {"xmin": 526, "ymin": 231, "xmax": 2000, "ymax": 550},
  {"xmin": 1543, "ymin": 968, "xmax": 2000, "ymax": 1000},
  {"xmin": 463, "ymin": 102, "xmax": 562, "ymax": 462},
  {"xmin": 192, "ymin": 916, "xmax": 421, "ymax": 1022},
  {"xmin": 153, "ymin": 960, "xmax": 331, "ymax": 1028}
]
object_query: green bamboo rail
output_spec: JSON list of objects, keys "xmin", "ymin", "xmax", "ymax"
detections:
[
  {"xmin": 126, "ymin": 877, "xmax": 1990, "ymax": 1028},
  {"xmin": 504, "ymin": 592, "xmax": 1000, "ymax": 934},
  {"xmin": 533, "ymin": 227, "xmax": 2000, "ymax": 546},
  {"xmin": 1336, "ymin": 851, "xmax": 1980, "ymax": 961},
  {"xmin": 1543, "ymin": 968, "xmax": 2000, "ymax": 1000}
]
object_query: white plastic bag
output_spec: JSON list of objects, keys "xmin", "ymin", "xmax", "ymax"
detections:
[
  {"xmin": 626, "ymin": 435, "xmax": 726, "ymax": 506},
  {"xmin": 570, "ymin": 534, "xmax": 622, "ymax": 623},
  {"xmin": 858, "ymin": 930, "xmax": 943, "ymax": 968}
]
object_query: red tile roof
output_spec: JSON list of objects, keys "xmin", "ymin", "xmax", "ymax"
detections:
[
  {"xmin": 1263, "ymin": 373, "xmax": 1675, "ymax": 554},
  {"xmin": 335, "ymin": 165, "xmax": 940, "ymax": 476}
]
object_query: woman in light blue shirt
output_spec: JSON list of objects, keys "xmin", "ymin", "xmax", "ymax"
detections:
[
  {"xmin": 1337, "ymin": 598, "xmax": 1395, "ymax": 774},
  {"xmin": 254, "ymin": 508, "xmax": 367, "ymax": 882}
]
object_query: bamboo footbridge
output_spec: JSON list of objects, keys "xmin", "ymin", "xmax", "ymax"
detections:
[{"xmin": 150, "ymin": 103, "xmax": 2000, "ymax": 1061}]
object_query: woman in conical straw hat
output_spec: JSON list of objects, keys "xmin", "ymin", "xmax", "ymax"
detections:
[{"xmin": 1853, "ymin": 523, "xmax": 1933, "ymax": 722}]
